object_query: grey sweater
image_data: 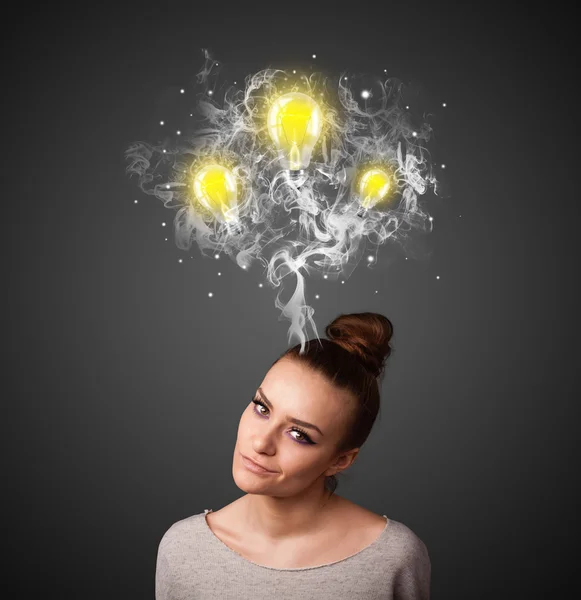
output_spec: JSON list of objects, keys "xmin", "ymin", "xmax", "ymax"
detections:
[{"xmin": 155, "ymin": 509, "xmax": 431, "ymax": 599}]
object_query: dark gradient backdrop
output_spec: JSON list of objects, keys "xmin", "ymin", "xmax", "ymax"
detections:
[{"xmin": 7, "ymin": 3, "xmax": 578, "ymax": 600}]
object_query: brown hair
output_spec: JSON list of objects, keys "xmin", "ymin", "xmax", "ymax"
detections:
[{"xmin": 269, "ymin": 312, "xmax": 394, "ymax": 495}]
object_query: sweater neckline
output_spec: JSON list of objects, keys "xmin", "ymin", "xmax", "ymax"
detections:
[{"xmin": 201, "ymin": 508, "xmax": 390, "ymax": 572}]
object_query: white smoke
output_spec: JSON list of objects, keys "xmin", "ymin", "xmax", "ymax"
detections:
[{"xmin": 125, "ymin": 49, "xmax": 440, "ymax": 354}]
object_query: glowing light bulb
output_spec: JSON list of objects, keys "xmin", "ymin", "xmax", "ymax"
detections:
[
  {"xmin": 356, "ymin": 168, "xmax": 392, "ymax": 216},
  {"xmin": 267, "ymin": 92, "xmax": 323, "ymax": 177},
  {"xmin": 190, "ymin": 164, "xmax": 242, "ymax": 234}
]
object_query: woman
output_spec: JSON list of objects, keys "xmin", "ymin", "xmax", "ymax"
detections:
[{"xmin": 156, "ymin": 312, "xmax": 431, "ymax": 599}]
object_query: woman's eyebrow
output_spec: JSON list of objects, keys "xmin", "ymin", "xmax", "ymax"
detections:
[{"xmin": 257, "ymin": 387, "xmax": 324, "ymax": 436}]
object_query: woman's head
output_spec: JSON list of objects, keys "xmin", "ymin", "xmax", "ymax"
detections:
[{"xmin": 232, "ymin": 312, "xmax": 394, "ymax": 499}]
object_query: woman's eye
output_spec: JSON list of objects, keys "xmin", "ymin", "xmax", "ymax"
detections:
[{"xmin": 251, "ymin": 398, "xmax": 314, "ymax": 445}]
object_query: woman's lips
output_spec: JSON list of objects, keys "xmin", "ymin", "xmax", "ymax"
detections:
[{"xmin": 241, "ymin": 454, "xmax": 277, "ymax": 474}]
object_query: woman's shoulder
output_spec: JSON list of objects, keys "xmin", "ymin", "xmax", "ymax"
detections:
[
  {"xmin": 158, "ymin": 509, "xmax": 211, "ymax": 549},
  {"xmin": 336, "ymin": 498, "xmax": 429, "ymax": 562},
  {"xmin": 383, "ymin": 518, "xmax": 430, "ymax": 566}
]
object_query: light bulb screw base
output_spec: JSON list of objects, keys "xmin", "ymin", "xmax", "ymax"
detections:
[
  {"xmin": 287, "ymin": 169, "xmax": 306, "ymax": 181},
  {"xmin": 225, "ymin": 221, "xmax": 243, "ymax": 235}
]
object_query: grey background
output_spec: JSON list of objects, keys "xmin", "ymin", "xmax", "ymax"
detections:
[{"xmin": 6, "ymin": 2, "xmax": 577, "ymax": 599}]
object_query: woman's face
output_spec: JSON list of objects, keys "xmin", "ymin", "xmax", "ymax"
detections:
[{"xmin": 232, "ymin": 358, "xmax": 358, "ymax": 497}]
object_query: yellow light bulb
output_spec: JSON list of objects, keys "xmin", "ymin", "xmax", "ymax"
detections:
[
  {"xmin": 358, "ymin": 168, "xmax": 391, "ymax": 211},
  {"xmin": 267, "ymin": 92, "xmax": 323, "ymax": 173},
  {"xmin": 191, "ymin": 164, "xmax": 242, "ymax": 232}
]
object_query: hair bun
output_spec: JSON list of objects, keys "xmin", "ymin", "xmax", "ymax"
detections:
[{"xmin": 326, "ymin": 312, "xmax": 393, "ymax": 379}]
